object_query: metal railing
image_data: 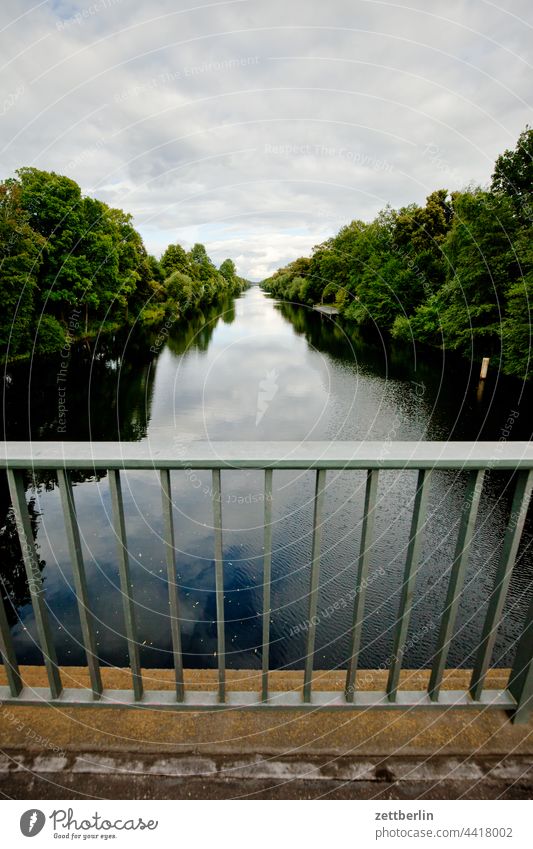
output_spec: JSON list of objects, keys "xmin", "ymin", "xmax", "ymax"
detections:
[{"xmin": 1, "ymin": 440, "xmax": 532, "ymax": 722}]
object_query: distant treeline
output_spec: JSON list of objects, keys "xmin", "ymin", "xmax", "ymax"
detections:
[
  {"xmin": 0, "ymin": 167, "xmax": 247, "ymax": 362},
  {"xmin": 262, "ymin": 128, "xmax": 532, "ymax": 379}
]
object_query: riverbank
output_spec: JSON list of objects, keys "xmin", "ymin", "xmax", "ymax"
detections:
[
  {"xmin": 1, "ymin": 167, "xmax": 248, "ymax": 366},
  {"xmin": 1, "ymin": 287, "xmax": 248, "ymax": 367},
  {"xmin": 260, "ymin": 130, "xmax": 533, "ymax": 382}
]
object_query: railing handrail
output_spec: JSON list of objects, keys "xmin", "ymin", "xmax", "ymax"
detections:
[{"xmin": 1, "ymin": 440, "xmax": 532, "ymax": 470}]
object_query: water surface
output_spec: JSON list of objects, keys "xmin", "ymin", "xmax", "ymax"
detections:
[{"xmin": 2, "ymin": 287, "xmax": 532, "ymax": 672}]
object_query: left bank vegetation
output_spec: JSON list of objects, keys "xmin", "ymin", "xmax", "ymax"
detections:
[{"xmin": 0, "ymin": 167, "xmax": 247, "ymax": 363}]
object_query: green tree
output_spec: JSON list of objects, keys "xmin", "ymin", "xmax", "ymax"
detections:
[
  {"xmin": 0, "ymin": 180, "xmax": 44, "ymax": 356},
  {"xmin": 219, "ymin": 258, "xmax": 236, "ymax": 281},
  {"xmin": 501, "ymin": 226, "xmax": 533, "ymax": 379},
  {"xmin": 17, "ymin": 167, "xmax": 89, "ymax": 317},
  {"xmin": 160, "ymin": 243, "xmax": 189, "ymax": 277},
  {"xmin": 394, "ymin": 190, "xmax": 453, "ymax": 253},
  {"xmin": 188, "ymin": 243, "xmax": 216, "ymax": 282},
  {"xmin": 147, "ymin": 255, "xmax": 164, "ymax": 284},
  {"xmin": 106, "ymin": 206, "xmax": 149, "ymax": 319},
  {"xmin": 164, "ymin": 271, "xmax": 200, "ymax": 311},
  {"xmin": 491, "ymin": 126, "xmax": 533, "ymax": 218},
  {"xmin": 436, "ymin": 190, "xmax": 520, "ymax": 352}
]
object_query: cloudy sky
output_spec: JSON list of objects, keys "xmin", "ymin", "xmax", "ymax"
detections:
[{"xmin": 1, "ymin": 0, "xmax": 531, "ymax": 279}]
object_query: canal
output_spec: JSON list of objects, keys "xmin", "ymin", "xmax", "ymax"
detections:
[{"xmin": 1, "ymin": 286, "xmax": 532, "ymax": 672}]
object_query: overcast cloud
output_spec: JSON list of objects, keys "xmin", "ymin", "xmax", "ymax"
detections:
[{"xmin": 1, "ymin": 0, "xmax": 531, "ymax": 279}]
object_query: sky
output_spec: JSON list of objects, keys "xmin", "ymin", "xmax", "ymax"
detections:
[{"xmin": 1, "ymin": 0, "xmax": 531, "ymax": 280}]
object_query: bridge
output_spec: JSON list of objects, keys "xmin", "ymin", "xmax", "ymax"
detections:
[{"xmin": 1, "ymin": 440, "xmax": 532, "ymax": 725}]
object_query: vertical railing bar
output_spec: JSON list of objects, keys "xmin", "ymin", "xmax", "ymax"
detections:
[
  {"xmin": 160, "ymin": 469, "xmax": 185, "ymax": 702},
  {"xmin": 108, "ymin": 469, "xmax": 143, "ymax": 702},
  {"xmin": 261, "ymin": 468, "xmax": 273, "ymax": 702},
  {"xmin": 345, "ymin": 469, "xmax": 379, "ymax": 702},
  {"xmin": 0, "ymin": 584, "xmax": 22, "ymax": 697},
  {"xmin": 303, "ymin": 469, "xmax": 327, "ymax": 703},
  {"xmin": 57, "ymin": 469, "xmax": 103, "ymax": 699},
  {"xmin": 428, "ymin": 469, "xmax": 485, "ymax": 702},
  {"xmin": 508, "ymin": 589, "xmax": 533, "ymax": 723},
  {"xmin": 7, "ymin": 469, "xmax": 62, "ymax": 699},
  {"xmin": 387, "ymin": 469, "xmax": 432, "ymax": 701},
  {"xmin": 470, "ymin": 469, "xmax": 533, "ymax": 701},
  {"xmin": 212, "ymin": 469, "xmax": 225, "ymax": 704}
]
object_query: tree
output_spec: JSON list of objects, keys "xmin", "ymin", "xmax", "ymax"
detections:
[
  {"xmin": 163, "ymin": 271, "xmax": 202, "ymax": 311},
  {"xmin": 79, "ymin": 196, "xmax": 120, "ymax": 329},
  {"xmin": 491, "ymin": 126, "xmax": 533, "ymax": 218},
  {"xmin": 188, "ymin": 243, "xmax": 216, "ymax": 283},
  {"xmin": 0, "ymin": 180, "xmax": 44, "ymax": 356},
  {"xmin": 160, "ymin": 243, "xmax": 189, "ymax": 277},
  {"xmin": 394, "ymin": 190, "xmax": 453, "ymax": 253},
  {"xmin": 105, "ymin": 206, "xmax": 147, "ymax": 318},
  {"xmin": 219, "ymin": 258, "xmax": 236, "ymax": 281},
  {"xmin": 501, "ymin": 226, "xmax": 533, "ymax": 379},
  {"xmin": 436, "ymin": 190, "xmax": 520, "ymax": 352},
  {"xmin": 147, "ymin": 255, "xmax": 164, "ymax": 285},
  {"xmin": 17, "ymin": 167, "xmax": 89, "ymax": 317}
]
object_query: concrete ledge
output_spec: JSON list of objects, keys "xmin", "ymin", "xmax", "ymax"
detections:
[
  {"xmin": 0, "ymin": 667, "xmax": 530, "ymax": 760},
  {"xmin": 1, "ymin": 751, "xmax": 531, "ymax": 800}
]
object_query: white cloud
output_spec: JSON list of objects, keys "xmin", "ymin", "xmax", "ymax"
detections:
[{"xmin": 1, "ymin": 0, "xmax": 531, "ymax": 279}]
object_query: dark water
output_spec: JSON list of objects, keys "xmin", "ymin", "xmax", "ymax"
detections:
[{"xmin": 1, "ymin": 287, "xmax": 532, "ymax": 672}]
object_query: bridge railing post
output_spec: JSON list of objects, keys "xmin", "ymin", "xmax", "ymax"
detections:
[{"xmin": 508, "ymin": 590, "xmax": 533, "ymax": 724}]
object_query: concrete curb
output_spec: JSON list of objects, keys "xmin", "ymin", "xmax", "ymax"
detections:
[{"xmin": 1, "ymin": 751, "xmax": 531, "ymax": 800}]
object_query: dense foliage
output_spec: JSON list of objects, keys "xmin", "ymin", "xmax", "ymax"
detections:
[
  {"xmin": 262, "ymin": 128, "xmax": 533, "ymax": 379},
  {"xmin": 0, "ymin": 168, "xmax": 247, "ymax": 361}
]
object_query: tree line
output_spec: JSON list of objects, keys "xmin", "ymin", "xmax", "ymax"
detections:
[
  {"xmin": 0, "ymin": 167, "xmax": 247, "ymax": 361},
  {"xmin": 261, "ymin": 128, "xmax": 532, "ymax": 379}
]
